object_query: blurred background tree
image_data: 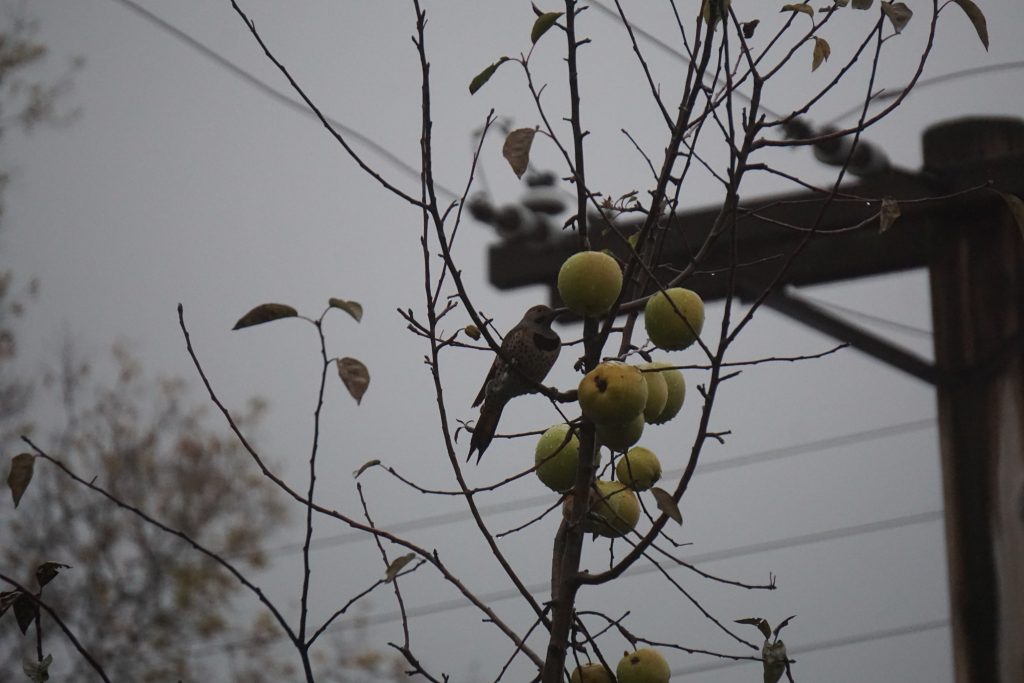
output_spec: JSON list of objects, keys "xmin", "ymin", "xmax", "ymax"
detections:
[
  {"xmin": 0, "ymin": 3, "xmax": 305, "ymax": 680},
  {"xmin": 1, "ymin": 344, "xmax": 293, "ymax": 681}
]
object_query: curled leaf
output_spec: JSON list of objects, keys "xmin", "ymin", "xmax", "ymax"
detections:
[
  {"xmin": 7, "ymin": 453, "xmax": 35, "ymax": 508},
  {"xmin": 469, "ymin": 57, "xmax": 509, "ymax": 95},
  {"xmin": 736, "ymin": 616, "xmax": 773, "ymax": 640},
  {"xmin": 1, "ymin": 589, "xmax": 20, "ymax": 616},
  {"xmin": 502, "ymin": 128, "xmax": 537, "ymax": 179},
  {"xmin": 742, "ymin": 20, "xmax": 760, "ymax": 39},
  {"xmin": 701, "ymin": 0, "xmax": 731, "ymax": 27},
  {"xmin": 385, "ymin": 553, "xmax": 415, "ymax": 582},
  {"xmin": 36, "ymin": 562, "xmax": 71, "ymax": 588},
  {"xmin": 328, "ymin": 298, "xmax": 363, "ymax": 322},
  {"xmin": 337, "ymin": 357, "xmax": 370, "ymax": 404},
  {"xmin": 464, "ymin": 324, "xmax": 481, "ymax": 340},
  {"xmin": 812, "ymin": 36, "xmax": 831, "ymax": 71},
  {"xmin": 352, "ymin": 459, "xmax": 381, "ymax": 478},
  {"xmin": 996, "ymin": 191, "xmax": 1024, "ymax": 240},
  {"xmin": 781, "ymin": 3, "xmax": 814, "ymax": 16},
  {"xmin": 953, "ymin": 0, "xmax": 988, "ymax": 50},
  {"xmin": 14, "ymin": 593, "xmax": 35, "ymax": 634},
  {"xmin": 774, "ymin": 614, "xmax": 797, "ymax": 637},
  {"xmin": 881, "ymin": 1, "xmax": 912, "ymax": 33},
  {"xmin": 23, "ymin": 653, "xmax": 53, "ymax": 683},
  {"xmin": 851, "ymin": 0, "xmax": 873, "ymax": 8},
  {"xmin": 879, "ymin": 197, "xmax": 901, "ymax": 233},
  {"xmin": 650, "ymin": 487, "xmax": 682, "ymax": 525},
  {"xmin": 232, "ymin": 303, "xmax": 298, "ymax": 330},
  {"xmin": 531, "ymin": 11, "xmax": 563, "ymax": 44}
]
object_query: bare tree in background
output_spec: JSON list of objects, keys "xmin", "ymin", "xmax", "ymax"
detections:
[
  {"xmin": 5, "ymin": 1, "xmax": 997, "ymax": 682},
  {"xmin": 0, "ymin": 5, "xmax": 361, "ymax": 682},
  {"xmin": 0, "ymin": 0, "xmax": 78, "ymax": 448},
  {"xmin": 1, "ymin": 344, "xmax": 293, "ymax": 681}
]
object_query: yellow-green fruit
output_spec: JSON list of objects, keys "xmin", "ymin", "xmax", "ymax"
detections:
[
  {"xmin": 587, "ymin": 480, "xmax": 641, "ymax": 538},
  {"xmin": 570, "ymin": 663, "xmax": 615, "ymax": 683},
  {"xmin": 616, "ymin": 447, "xmax": 661, "ymax": 491},
  {"xmin": 638, "ymin": 363, "xmax": 668, "ymax": 423},
  {"xmin": 578, "ymin": 361, "xmax": 648, "ymax": 424},
  {"xmin": 616, "ymin": 648, "xmax": 671, "ymax": 683},
  {"xmin": 644, "ymin": 288, "xmax": 705, "ymax": 350},
  {"xmin": 534, "ymin": 424, "xmax": 581, "ymax": 492},
  {"xmin": 595, "ymin": 413, "xmax": 645, "ymax": 452},
  {"xmin": 557, "ymin": 251, "xmax": 623, "ymax": 317},
  {"xmin": 649, "ymin": 362, "xmax": 685, "ymax": 425}
]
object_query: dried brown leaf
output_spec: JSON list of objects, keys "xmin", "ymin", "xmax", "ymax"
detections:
[
  {"xmin": 337, "ymin": 357, "xmax": 370, "ymax": 404},
  {"xmin": 997, "ymin": 191, "xmax": 1024, "ymax": 241},
  {"xmin": 7, "ymin": 453, "xmax": 34, "ymax": 508},
  {"xmin": 881, "ymin": 1, "xmax": 913, "ymax": 33},
  {"xmin": 812, "ymin": 36, "xmax": 831, "ymax": 71},
  {"xmin": 531, "ymin": 12, "xmax": 563, "ymax": 44},
  {"xmin": 953, "ymin": 0, "xmax": 989, "ymax": 50},
  {"xmin": 781, "ymin": 3, "xmax": 814, "ymax": 16},
  {"xmin": 468, "ymin": 57, "xmax": 509, "ymax": 95},
  {"xmin": 879, "ymin": 197, "xmax": 901, "ymax": 233},
  {"xmin": 736, "ymin": 616, "xmax": 772, "ymax": 640},
  {"xmin": 502, "ymin": 128, "xmax": 537, "ymax": 179},
  {"xmin": 352, "ymin": 459, "xmax": 380, "ymax": 478},
  {"xmin": 36, "ymin": 561, "xmax": 71, "ymax": 588},
  {"xmin": 385, "ymin": 553, "xmax": 415, "ymax": 582},
  {"xmin": 14, "ymin": 593, "xmax": 35, "ymax": 634},
  {"xmin": 650, "ymin": 486, "xmax": 682, "ymax": 525},
  {"xmin": 232, "ymin": 303, "xmax": 298, "ymax": 330},
  {"xmin": 0, "ymin": 589, "xmax": 20, "ymax": 617},
  {"xmin": 328, "ymin": 298, "xmax": 363, "ymax": 322}
]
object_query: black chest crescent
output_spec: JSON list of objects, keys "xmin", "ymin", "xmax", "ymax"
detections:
[{"xmin": 533, "ymin": 333, "xmax": 560, "ymax": 353}]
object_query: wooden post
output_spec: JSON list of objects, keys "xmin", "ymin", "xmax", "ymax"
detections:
[{"xmin": 925, "ymin": 118, "xmax": 1024, "ymax": 683}]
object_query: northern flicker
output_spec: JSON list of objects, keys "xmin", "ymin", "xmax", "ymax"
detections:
[{"xmin": 469, "ymin": 304, "xmax": 563, "ymax": 462}]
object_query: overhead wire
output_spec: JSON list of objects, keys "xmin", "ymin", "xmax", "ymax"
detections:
[
  {"xmin": 589, "ymin": 0, "xmax": 785, "ymax": 119},
  {"xmin": 189, "ymin": 507, "xmax": 943, "ymax": 657},
  {"xmin": 591, "ymin": 1, "xmax": 1024, "ymax": 149},
  {"xmin": 106, "ymin": 0, "xmax": 461, "ymax": 201},
  {"xmin": 251, "ymin": 417, "xmax": 936, "ymax": 560},
  {"xmin": 826, "ymin": 60, "xmax": 1024, "ymax": 125},
  {"xmin": 674, "ymin": 617, "xmax": 950, "ymax": 676},
  {"xmin": 786, "ymin": 292, "xmax": 934, "ymax": 339}
]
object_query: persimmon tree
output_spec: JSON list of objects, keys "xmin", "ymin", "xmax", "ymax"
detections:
[{"xmin": 4, "ymin": 0, "xmax": 993, "ymax": 681}]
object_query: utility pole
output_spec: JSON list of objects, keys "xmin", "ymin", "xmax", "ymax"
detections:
[
  {"xmin": 925, "ymin": 118, "xmax": 1024, "ymax": 683},
  {"xmin": 482, "ymin": 117, "xmax": 1024, "ymax": 683}
]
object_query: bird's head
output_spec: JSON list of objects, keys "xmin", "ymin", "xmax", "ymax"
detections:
[{"xmin": 522, "ymin": 304, "xmax": 568, "ymax": 327}]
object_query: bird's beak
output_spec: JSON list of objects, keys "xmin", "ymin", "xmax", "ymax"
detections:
[{"xmin": 550, "ymin": 306, "xmax": 571, "ymax": 320}]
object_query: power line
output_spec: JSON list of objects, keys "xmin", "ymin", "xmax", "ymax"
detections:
[
  {"xmin": 826, "ymin": 60, "xmax": 1024, "ymax": 125},
  {"xmin": 785, "ymin": 292, "xmax": 933, "ymax": 339},
  {"xmin": 189, "ymin": 507, "xmax": 943, "ymax": 657},
  {"xmin": 674, "ymin": 617, "xmax": 949, "ymax": 676},
  {"xmin": 589, "ymin": 0, "xmax": 783, "ymax": 119},
  {"xmin": 255, "ymin": 418, "xmax": 936, "ymax": 559},
  {"xmin": 318, "ymin": 510, "xmax": 943, "ymax": 629},
  {"xmin": 106, "ymin": 0, "xmax": 460, "ymax": 200}
]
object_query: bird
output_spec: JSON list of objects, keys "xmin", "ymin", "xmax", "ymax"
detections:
[{"xmin": 469, "ymin": 304, "xmax": 564, "ymax": 462}]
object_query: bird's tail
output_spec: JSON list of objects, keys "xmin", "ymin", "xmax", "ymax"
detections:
[{"xmin": 468, "ymin": 400, "xmax": 504, "ymax": 463}]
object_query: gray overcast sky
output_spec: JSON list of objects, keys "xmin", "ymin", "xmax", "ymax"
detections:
[{"xmin": 5, "ymin": 1, "xmax": 1023, "ymax": 681}]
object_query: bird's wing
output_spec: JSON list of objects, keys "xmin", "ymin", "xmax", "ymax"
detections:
[{"xmin": 472, "ymin": 355, "xmax": 501, "ymax": 408}]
